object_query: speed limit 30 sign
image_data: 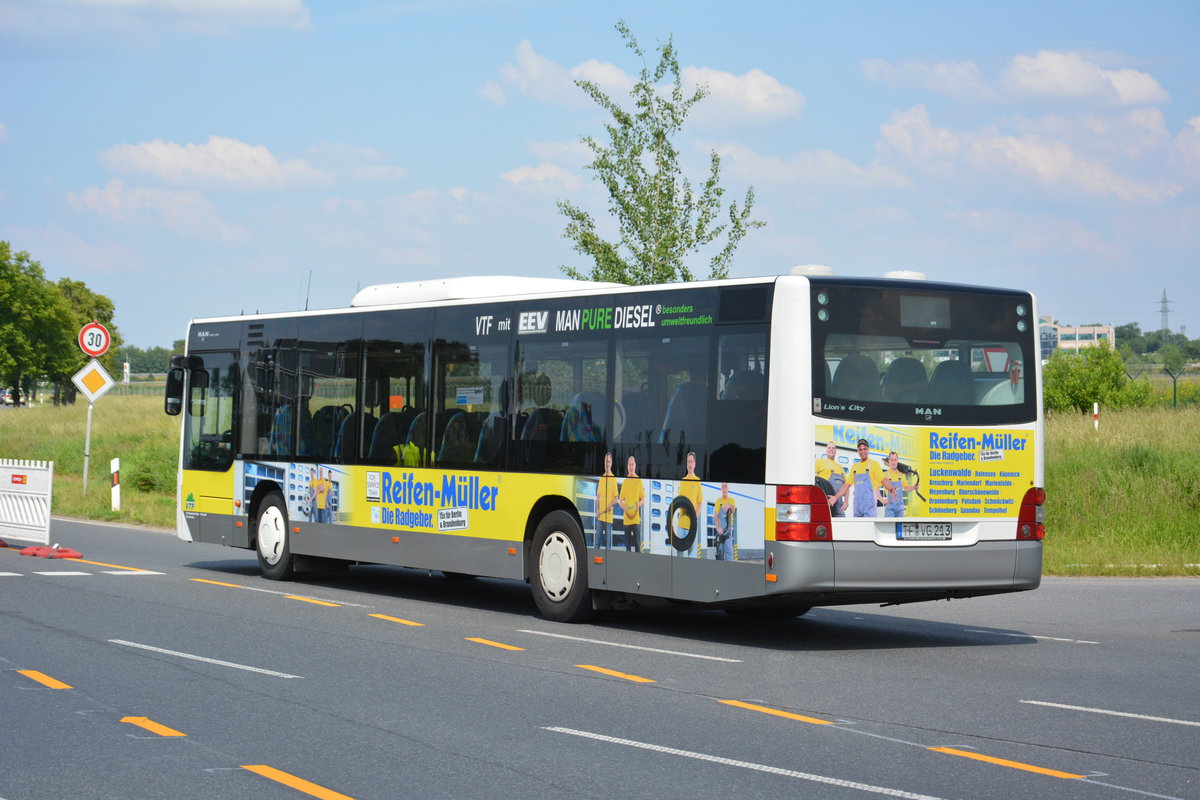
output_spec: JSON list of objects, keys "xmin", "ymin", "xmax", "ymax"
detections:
[{"xmin": 79, "ymin": 321, "xmax": 111, "ymax": 358}]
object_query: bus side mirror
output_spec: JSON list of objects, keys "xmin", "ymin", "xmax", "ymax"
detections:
[{"xmin": 165, "ymin": 367, "xmax": 185, "ymax": 416}]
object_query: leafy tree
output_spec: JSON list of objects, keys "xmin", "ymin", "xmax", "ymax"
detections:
[
  {"xmin": 121, "ymin": 344, "xmax": 176, "ymax": 375},
  {"xmin": 0, "ymin": 241, "xmax": 121, "ymax": 404},
  {"xmin": 559, "ymin": 20, "xmax": 764, "ymax": 285},
  {"xmin": 1160, "ymin": 344, "xmax": 1186, "ymax": 376},
  {"xmin": 1042, "ymin": 340, "xmax": 1150, "ymax": 413},
  {"xmin": 53, "ymin": 277, "xmax": 124, "ymax": 399}
]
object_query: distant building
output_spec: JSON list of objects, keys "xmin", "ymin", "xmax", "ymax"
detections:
[
  {"xmin": 1039, "ymin": 317, "xmax": 1059, "ymax": 355},
  {"xmin": 1039, "ymin": 316, "xmax": 1115, "ymax": 354}
]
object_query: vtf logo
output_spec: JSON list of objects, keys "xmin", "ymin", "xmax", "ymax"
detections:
[{"xmin": 517, "ymin": 310, "xmax": 549, "ymax": 334}]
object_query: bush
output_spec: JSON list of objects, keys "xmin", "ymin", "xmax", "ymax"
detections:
[{"xmin": 1043, "ymin": 341, "xmax": 1150, "ymax": 413}]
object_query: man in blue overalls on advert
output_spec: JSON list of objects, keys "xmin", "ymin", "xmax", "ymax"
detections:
[{"xmin": 829, "ymin": 438, "xmax": 894, "ymax": 518}]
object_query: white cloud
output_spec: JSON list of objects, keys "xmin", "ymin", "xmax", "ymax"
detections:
[
  {"xmin": 306, "ymin": 143, "xmax": 408, "ymax": 182},
  {"xmin": 571, "ymin": 58, "xmax": 637, "ymax": 96},
  {"xmin": 1001, "ymin": 51, "xmax": 1167, "ymax": 105},
  {"xmin": 482, "ymin": 40, "xmax": 802, "ymax": 126},
  {"xmin": 500, "ymin": 163, "xmax": 582, "ymax": 191},
  {"xmin": 863, "ymin": 51, "xmax": 1167, "ymax": 106},
  {"xmin": 877, "ymin": 105, "xmax": 961, "ymax": 170},
  {"xmin": 67, "ymin": 178, "xmax": 246, "ymax": 241},
  {"xmin": 477, "ymin": 79, "xmax": 508, "ymax": 106},
  {"xmin": 1013, "ymin": 107, "xmax": 1169, "ymax": 159},
  {"xmin": 712, "ymin": 141, "xmax": 911, "ymax": 190},
  {"xmin": 879, "ymin": 105, "xmax": 1180, "ymax": 202},
  {"xmin": 945, "ymin": 208, "xmax": 1117, "ymax": 258},
  {"xmin": 1175, "ymin": 118, "xmax": 1200, "ymax": 172},
  {"xmin": 526, "ymin": 139, "xmax": 592, "ymax": 166},
  {"xmin": 487, "ymin": 40, "xmax": 578, "ymax": 106},
  {"xmin": 101, "ymin": 135, "xmax": 326, "ymax": 189},
  {"xmin": 861, "ymin": 57, "xmax": 996, "ymax": 100},
  {"xmin": 484, "ymin": 41, "xmax": 635, "ymax": 106},
  {"xmin": 682, "ymin": 66, "xmax": 805, "ymax": 123}
]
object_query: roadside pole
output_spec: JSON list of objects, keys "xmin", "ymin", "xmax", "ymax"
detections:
[{"xmin": 72, "ymin": 322, "xmax": 115, "ymax": 496}]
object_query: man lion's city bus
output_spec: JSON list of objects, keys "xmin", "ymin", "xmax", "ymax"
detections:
[{"xmin": 164, "ymin": 271, "xmax": 1045, "ymax": 622}]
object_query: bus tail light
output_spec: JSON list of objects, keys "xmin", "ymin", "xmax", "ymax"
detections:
[
  {"xmin": 1016, "ymin": 487, "xmax": 1046, "ymax": 540},
  {"xmin": 775, "ymin": 485, "xmax": 834, "ymax": 541}
]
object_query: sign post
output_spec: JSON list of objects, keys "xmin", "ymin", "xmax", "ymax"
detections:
[{"xmin": 73, "ymin": 323, "xmax": 115, "ymax": 496}]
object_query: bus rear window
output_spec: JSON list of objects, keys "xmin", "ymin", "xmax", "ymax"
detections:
[{"xmin": 811, "ymin": 282, "xmax": 1037, "ymax": 425}]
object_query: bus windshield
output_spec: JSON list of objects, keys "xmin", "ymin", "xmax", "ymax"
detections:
[{"xmin": 811, "ymin": 281, "xmax": 1037, "ymax": 425}]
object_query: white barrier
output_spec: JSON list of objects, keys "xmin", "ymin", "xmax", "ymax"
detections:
[{"xmin": 0, "ymin": 459, "xmax": 54, "ymax": 545}]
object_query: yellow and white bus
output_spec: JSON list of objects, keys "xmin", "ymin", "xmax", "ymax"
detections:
[{"xmin": 165, "ymin": 272, "xmax": 1045, "ymax": 622}]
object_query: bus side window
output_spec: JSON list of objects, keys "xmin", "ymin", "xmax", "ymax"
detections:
[{"xmin": 710, "ymin": 332, "xmax": 767, "ymax": 483}]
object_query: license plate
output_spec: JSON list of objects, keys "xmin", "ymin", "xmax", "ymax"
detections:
[{"xmin": 896, "ymin": 523, "xmax": 952, "ymax": 541}]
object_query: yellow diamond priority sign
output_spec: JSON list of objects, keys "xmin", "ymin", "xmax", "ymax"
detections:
[{"xmin": 72, "ymin": 359, "xmax": 115, "ymax": 404}]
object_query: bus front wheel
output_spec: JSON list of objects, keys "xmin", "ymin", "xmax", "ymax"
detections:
[
  {"xmin": 530, "ymin": 511, "xmax": 593, "ymax": 623},
  {"xmin": 255, "ymin": 493, "xmax": 295, "ymax": 581}
]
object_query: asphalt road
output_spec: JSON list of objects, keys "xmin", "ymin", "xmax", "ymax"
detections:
[{"xmin": 2, "ymin": 519, "xmax": 1197, "ymax": 800}]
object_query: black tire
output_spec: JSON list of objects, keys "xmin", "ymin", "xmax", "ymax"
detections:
[
  {"xmin": 254, "ymin": 493, "xmax": 295, "ymax": 580},
  {"xmin": 530, "ymin": 510, "xmax": 593, "ymax": 622},
  {"xmin": 667, "ymin": 495, "xmax": 698, "ymax": 552}
]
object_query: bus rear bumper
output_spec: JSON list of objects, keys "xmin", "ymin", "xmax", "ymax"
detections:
[{"xmin": 769, "ymin": 540, "xmax": 1042, "ymax": 605}]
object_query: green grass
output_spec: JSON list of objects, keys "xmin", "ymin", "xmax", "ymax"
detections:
[
  {"xmin": 3, "ymin": 395, "xmax": 1197, "ymax": 575},
  {"xmin": 1044, "ymin": 407, "xmax": 1200, "ymax": 576},
  {"xmin": 0, "ymin": 395, "xmax": 179, "ymax": 528}
]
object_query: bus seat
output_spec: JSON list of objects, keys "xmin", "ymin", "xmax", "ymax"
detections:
[
  {"xmin": 399, "ymin": 411, "xmax": 429, "ymax": 466},
  {"xmin": 824, "ymin": 360, "xmax": 832, "ymax": 391},
  {"xmin": 368, "ymin": 407, "xmax": 417, "ymax": 464},
  {"xmin": 520, "ymin": 407, "xmax": 563, "ymax": 441},
  {"xmin": 881, "ymin": 358, "xmax": 928, "ymax": 404},
  {"xmin": 658, "ymin": 381, "xmax": 706, "ymax": 446},
  {"xmin": 561, "ymin": 390, "xmax": 606, "ymax": 442},
  {"xmin": 438, "ymin": 411, "xmax": 484, "ymax": 464},
  {"xmin": 295, "ymin": 407, "xmax": 316, "ymax": 458},
  {"xmin": 333, "ymin": 410, "xmax": 376, "ymax": 463},
  {"xmin": 517, "ymin": 406, "xmax": 563, "ymax": 471},
  {"xmin": 830, "ymin": 354, "xmax": 879, "ymax": 401},
  {"xmin": 928, "ymin": 360, "xmax": 974, "ymax": 405},
  {"xmin": 309, "ymin": 404, "xmax": 348, "ymax": 461},
  {"xmin": 267, "ymin": 403, "xmax": 295, "ymax": 457},
  {"xmin": 721, "ymin": 370, "xmax": 764, "ymax": 401},
  {"xmin": 474, "ymin": 411, "xmax": 510, "ymax": 468},
  {"xmin": 618, "ymin": 390, "xmax": 656, "ymax": 444}
]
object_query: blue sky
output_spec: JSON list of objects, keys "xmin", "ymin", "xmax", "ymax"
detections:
[{"xmin": 2, "ymin": 0, "xmax": 1198, "ymax": 348}]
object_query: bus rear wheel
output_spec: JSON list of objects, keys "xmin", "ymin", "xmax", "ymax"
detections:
[
  {"xmin": 530, "ymin": 511, "xmax": 593, "ymax": 623},
  {"xmin": 255, "ymin": 493, "xmax": 295, "ymax": 581}
]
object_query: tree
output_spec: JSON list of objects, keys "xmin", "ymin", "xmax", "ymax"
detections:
[
  {"xmin": 559, "ymin": 20, "xmax": 764, "ymax": 285},
  {"xmin": 53, "ymin": 277, "xmax": 124, "ymax": 400},
  {"xmin": 1042, "ymin": 340, "xmax": 1150, "ymax": 413},
  {"xmin": 0, "ymin": 241, "xmax": 121, "ymax": 404}
]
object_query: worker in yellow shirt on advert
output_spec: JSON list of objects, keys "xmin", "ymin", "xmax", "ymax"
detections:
[
  {"xmin": 672, "ymin": 451, "xmax": 704, "ymax": 555},
  {"xmin": 829, "ymin": 439, "xmax": 893, "ymax": 518},
  {"xmin": 713, "ymin": 482, "xmax": 736, "ymax": 561},
  {"xmin": 594, "ymin": 452, "xmax": 619, "ymax": 549},
  {"xmin": 619, "ymin": 455, "xmax": 645, "ymax": 552},
  {"xmin": 815, "ymin": 441, "xmax": 847, "ymax": 517}
]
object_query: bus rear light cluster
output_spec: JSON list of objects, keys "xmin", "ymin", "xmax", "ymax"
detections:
[
  {"xmin": 1016, "ymin": 487, "xmax": 1046, "ymax": 540},
  {"xmin": 775, "ymin": 485, "xmax": 834, "ymax": 542}
]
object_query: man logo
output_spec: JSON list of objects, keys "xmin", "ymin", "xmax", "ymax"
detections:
[
  {"xmin": 916, "ymin": 407, "xmax": 942, "ymax": 418},
  {"xmin": 518, "ymin": 311, "xmax": 549, "ymax": 334}
]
